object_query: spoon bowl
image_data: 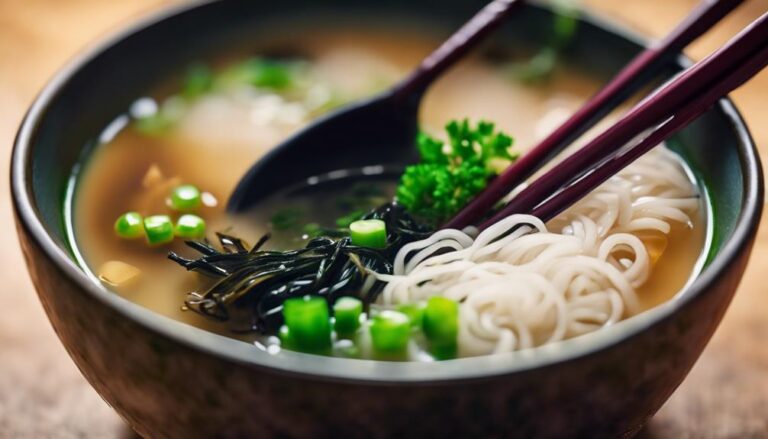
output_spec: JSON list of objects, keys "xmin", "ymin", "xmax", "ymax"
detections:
[{"xmin": 227, "ymin": 91, "xmax": 419, "ymax": 211}]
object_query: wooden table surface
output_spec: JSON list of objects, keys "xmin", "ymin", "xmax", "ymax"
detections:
[{"xmin": 0, "ymin": 0, "xmax": 766, "ymax": 437}]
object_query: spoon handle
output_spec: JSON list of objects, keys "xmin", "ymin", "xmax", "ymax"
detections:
[{"xmin": 393, "ymin": 0, "xmax": 523, "ymax": 100}]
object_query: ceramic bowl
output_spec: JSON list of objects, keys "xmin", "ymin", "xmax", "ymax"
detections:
[{"xmin": 11, "ymin": 1, "xmax": 763, "ymax": 437}]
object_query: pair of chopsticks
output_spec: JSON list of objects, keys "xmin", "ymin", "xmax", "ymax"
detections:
[{"xmin": 444, "ymin": 0, "xmax": 764, "ymax": 230}]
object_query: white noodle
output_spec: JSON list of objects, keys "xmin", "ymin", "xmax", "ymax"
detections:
[{"xmin": 373, "ymin": 147, "xmax": 699, "ymax": 356}]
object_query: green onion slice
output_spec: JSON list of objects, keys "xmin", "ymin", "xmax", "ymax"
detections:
[
  {"xmin": 282, "ymin": 296, "xmax": 332, "ymax": 352},
  {"xmin": 170, "ymin": 184, "xmax": 202, "ymax": 211},
  {"xmin": 349, "ymin": 219, "xmax": 387, "ymax": 248},
  {"xmin": 370, "ymin": 310, "xmax": 411, "ymax": 354},
  {"xmin": 333, "ymin": 297, "xmax": 363, "ymax": 336},
  {"xmin": 175, "ymin": 214, "xmax": 206, "ymax": 239},
  {"xmin": 143, "ymin": 215, "xmax": 174, "ymax": 245},
  {"xmin": 114, "ymin": 212, "xmax": 144, "ymax": 239},
  {"xmin": 422, "ymin": 297, "xmax": 459, "ymax": 360}
]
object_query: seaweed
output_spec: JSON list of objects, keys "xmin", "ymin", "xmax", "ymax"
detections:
[{"xmin": 169, "ymin": 203, "xmax": 431, "ymax": 334}]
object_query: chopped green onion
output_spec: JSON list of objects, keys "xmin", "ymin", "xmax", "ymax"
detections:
[
  {"xmin": 282, "ymin": 296, "xmax": 332, "ymax": 352},
  {"xmin": 370, "ymin": 310, "xmax": 411, "ymax": 354},
  {"xmin": 430, "ymin": 342, "xmax": 458, "ymax": 361},
  {"xmin": 508, "ymin": 47, "xmax": 558, "ymax": 84},
  {"xmin": 182, "ymin": 64, "xmax": 214, "ymax": 99},
  {"xmin": 279, "ymin": 325, "xmax": 295, "ymax": 350},
  {"xmin": 114, "ymin": 212, "xmax": 144, "ymax": 239},
  {"xmin": 135, "ymin": 113, "xmax": 173, "ymax": 136},
  {"xmin": 552, "ymin": 0, "xmax": 579, "ymax": 49},
  {"xmin": 397, "ymin": 303, "xmax": 426, "ymax": 329},
  {"xmin": 349, "ymin": 219, "xmax": 387, "ymax": 248},
  {"xmin": 422, "ymin": 296, "xmax": 459, "ymax": 359},
  {"xmin": 270, "ymin": 207, "xmax": 304, "ymax": 231},
  {"xmin": 143, "ymin": 215, "xmax": 174, "ymax": 245},
  {"xmin": 175, "ymin": 214, "xmax": 206, "ymax": 239},
  {"xmin": 333, "ymin": 297, "xmax": 363, "ymax": 335},
  {"xmin": 302, "ymin": 222, "xmax": 321, "ymax": 237},
  {"xmin": 134, "ymin": 97, "xmax": 186, "ymax": 136},
  {"xmin": 170, "ymin": 184, "xmax": 202, "ymax": 211},
  {"xmin": 244, "ymin": 58, "xmax": 294, "ymax": 90}
]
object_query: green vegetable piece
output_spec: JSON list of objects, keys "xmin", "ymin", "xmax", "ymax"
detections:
[
  {"xmin": 508, "ymin": 47, "xmax": 558, "ymax": 84},
  {"xmin": 396, "ymin": 120, "xmax": 516, "ymax": 225},
  {"xmin": 302, "ymin": 222, "xmax": 321, "ymax": 237},
  {"xmin": 397, "ymin": 303, "xmax": 426, "ymax": 329},
  {"xmin": 170, "ymin": 184, "xmax": 202, "ymax": 211},
  {"xmin": 143, "ymin": 215, "xmax": 174, "ymax": 245},
  {"xmin": 182, "ymin": 63, "xmax": 214, "ymax": 99},
  {"xmin": 134, "ymin": 97, "xmax": 186, "ymax": 136},
  {"xmin": 271, "ymin": 207, "xmax": 304, "ymax": 231},
  {"xmin": 114, "ymin": 212, "xmax": 144, "ymax": 239},
  {"xmin": 370, "ymin": 310, "xmax": 411, "ymax": 354},
  {"xmin": 349, "ymin": 219, "xmax": 387, "ymax": 248},
  {"xmin": 175, "ymin": 214, "xmax": 206, "ymax": 239},
  {"xmin": 507, "ymin": 1, "xmax": 577, "ymax": 84},
  {"xmin": 279, "ymin": 325, "xmax": 295, "ymax": 350},
  {"xmin": 242, "ymin": 58, "xmax": 295, "ymax": 90},
  {"xmin": 430, "ymin": 342, "xmax": 458, "ymax": 361},
  {"xmin": 282, "ymin": 296, "xmax": 332, "ymax": 351},
  {"xmin": 416, "ymin": 131, "xmax": 448, "ymax": 164},
  {"xmin": 552, "ymin": 0, "xmax": 579, "ymax": 49},
  {"xmin": 422, "ymin": 297, "xmax": 459, "ymax": 346},
  {"xmin": 397, "ymin": 160, "xmax": 489, "ymax": 225},
  {"xmin": 135, "ymin": 112, "xmax": 174, "ymax": 136},
  {"xmin": 333, "ymin": 297, "xmax": 363, "ymax": 335}
]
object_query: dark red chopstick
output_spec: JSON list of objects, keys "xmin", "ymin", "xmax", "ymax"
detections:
[
  {"xmin": 394, "ymin": 0, "xmax": 524, "ymax": 97},
  {"xmin": 531, "ymin": 42, "xmax": 768, "ymax": 223},
  {"xmin": 479, "ymin": 11, "xmax": 768, "ymax": 230},
  {"xmin": 444, "ymin": 0, "xmax": 746, "ymax": 229}
]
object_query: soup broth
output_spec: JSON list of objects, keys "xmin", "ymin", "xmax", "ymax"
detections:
[{"xmin": 67, "ymin": 26, "xmax": 707, "ymax": 358}]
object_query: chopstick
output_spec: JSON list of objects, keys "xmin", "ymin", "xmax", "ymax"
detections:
[
  {"xmin": 444, "ymin": 0, "xmax": 746, "ymax": 229},
  {"xmin": 479, "ymin": 12, "xmax": 768, "ymax": 229}
]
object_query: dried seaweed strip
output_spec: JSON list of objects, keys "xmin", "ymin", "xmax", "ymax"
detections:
[{"xmin": 170, "ymin": 202, "xmax": 431, "ymax": 333}]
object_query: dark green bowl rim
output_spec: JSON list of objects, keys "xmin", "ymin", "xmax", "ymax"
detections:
[{"xmin": 11, "ymin": 0, "xmax": 763, "ymax": 383}]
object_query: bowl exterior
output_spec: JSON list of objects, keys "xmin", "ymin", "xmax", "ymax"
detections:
[{"xmin": 15, "ymin": 212, "xmax": 756, "ymax": 438}]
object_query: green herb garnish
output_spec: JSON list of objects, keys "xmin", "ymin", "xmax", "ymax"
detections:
[
  {"xmin": 182, "ymin": 63, "xmax": 214, "ymax": 99},
  {"xmin": 134, "ymin": 112, "xmax": 175, "ymax": 136},
  {"xmin": 508, "ymin": 0, "xmax": 579, "ymax": 83},
  {"xmin": 218, "ymin": 57, "xmax": 302, "ymax": 91},
  {"xmin": 270, "ymin": 207, "xmax": 305, "ymax": 231},
  {"xmin": 396, "ymin": 119, "xmax": 517, "ymax": 225},
  {"xmin": 134, "ymin": 96, "xmax": 187, "ymax": 136},
  {"xmin": 245, "ymin": 58, "xmax": 296, "ymax": 90}
]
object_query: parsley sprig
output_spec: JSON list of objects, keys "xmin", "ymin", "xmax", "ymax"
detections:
[{"xmin": 396, "ymin": 119, "xmax": 518, "ymax": 225}]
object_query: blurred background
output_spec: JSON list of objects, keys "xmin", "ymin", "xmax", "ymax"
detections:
[{"xmin": 0, "ymin": 0, "xmax": 766, "ymax": 437}]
